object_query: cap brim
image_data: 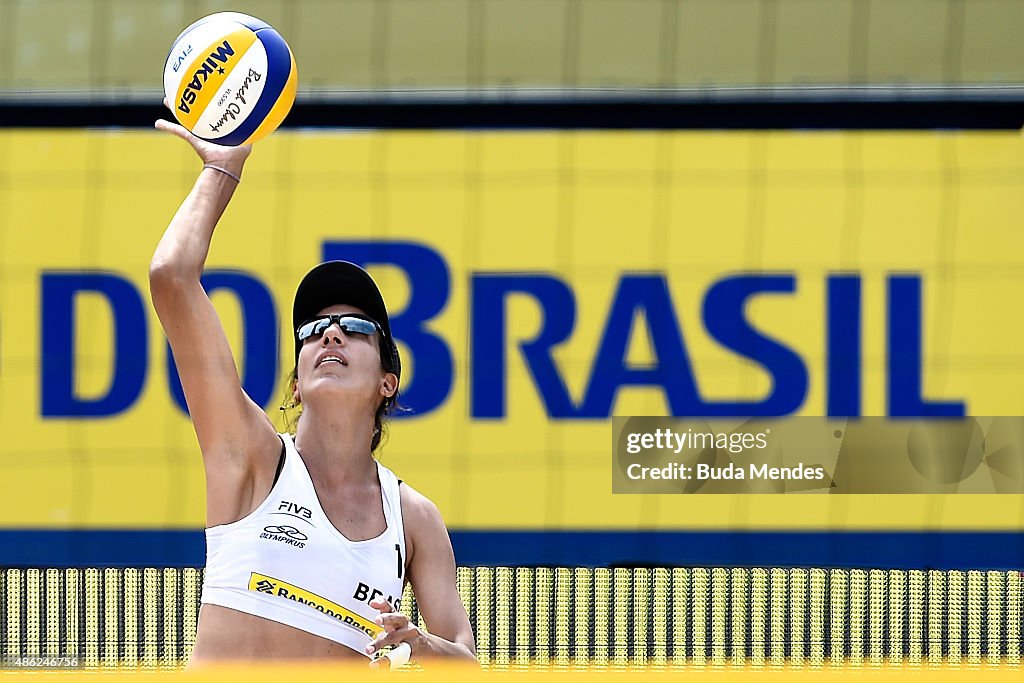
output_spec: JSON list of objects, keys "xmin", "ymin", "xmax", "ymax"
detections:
[{"xmin": 292, "ymin": 261, "xmax": 399, "ymax": 375}]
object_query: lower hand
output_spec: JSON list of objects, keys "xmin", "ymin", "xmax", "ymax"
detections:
[{"xmin": 366, "ymin": 597, "xmax": 427, "ymax": 667}]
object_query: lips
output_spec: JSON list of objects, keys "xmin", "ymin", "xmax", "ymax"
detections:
[{"xmin": 316, "ymin": 353, "xmax": 348, "ymax": 368}]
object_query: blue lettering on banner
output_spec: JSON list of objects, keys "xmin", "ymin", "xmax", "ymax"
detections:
[
  {"xmin": 41, "ymin": 272, "xmax": 147, "ymax": 417},
  {"xmin": 827, "ymin": 275, "xmax": 861, "ymax": 416},
  {"xmin": 35, "ymin": 245, "xmax": 968, "ymax": 420},
  {"xmin": 166, "ymin": 271, "xmax": 279, "ymax": 415},
  {"xmin": 472, "ymin": 274, "xmax": 577, "ymax": 418},
  {"xmin": 700, "ymin": 275, "xmax": 808, "ymax": 415},
  {"xmin": 888, "ymin": 275, "xmax": 965, "ymax": 417},
  {"xmin": 321, "ymin": 241, "xmax": 453, "ymax": 417},
  {"xmin": 580, "ymin": 275, "xmax": 700, "ymax": 418}
]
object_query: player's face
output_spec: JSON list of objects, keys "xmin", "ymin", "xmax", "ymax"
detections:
[{"xmin": 293, "ymin": 304, "xmax": 396, "ymax": 410}]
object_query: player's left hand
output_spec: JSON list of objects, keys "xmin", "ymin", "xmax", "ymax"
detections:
[{"xmin": 366, "ymin": 598, "xmax": 428, "ymax": 666}]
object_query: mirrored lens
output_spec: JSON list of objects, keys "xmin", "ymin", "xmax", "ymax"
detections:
[
  {"xmin": 336, "ymin": 316, "xmax": 377, "ymax": 335},
  {"xmin": 296, "ymin": 319, "xmax": 323, "ymax": 341},
  {"xmin": 296, "ymin": 315, "xmax": 378, "ymax": 341}
]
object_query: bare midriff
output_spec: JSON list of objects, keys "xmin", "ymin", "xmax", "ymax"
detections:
[{"xmin": 188, "ymin": 604, "xmax": 367, "ymax": 663}]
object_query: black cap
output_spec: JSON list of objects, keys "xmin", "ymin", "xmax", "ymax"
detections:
[{"xmin": 292, "ymin": 261, "xmax": 401, "ymax": 379}]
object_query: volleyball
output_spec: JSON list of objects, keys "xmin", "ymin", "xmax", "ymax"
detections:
[{"xmin": 162, "ymin": 12, "xmax": 297, "ymax": 146}]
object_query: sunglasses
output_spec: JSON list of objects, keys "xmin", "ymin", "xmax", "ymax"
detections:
[{"xmin": 296, "ymin": 314, "xmax": 383, "ymax": 343}]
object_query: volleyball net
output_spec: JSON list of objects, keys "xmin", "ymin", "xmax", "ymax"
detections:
[
  {"xmin": 1, "ymin": 126, "xmax": 1023, "ymax": 668},
  {"xmin": 2, "ymin": 566, "xmax": 1021, "ymax": 669}
]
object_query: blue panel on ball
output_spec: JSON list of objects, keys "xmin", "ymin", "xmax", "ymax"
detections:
[
  {"xmin": 209, "ymin": 28, "xmax": 292, "ymax": 146},
  {"xmin": 223, "ymin": 12, "xmax": 271, "ymax": 32}
]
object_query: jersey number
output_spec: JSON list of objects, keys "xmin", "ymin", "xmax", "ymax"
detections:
[{"xmin": 395, "ymin": 543, "xmax": 403, "ymax": 579}]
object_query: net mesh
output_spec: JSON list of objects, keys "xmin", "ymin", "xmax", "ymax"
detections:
[
  {"xmin": 0, "ymin": 0, "xmax": 1021, "ymax": 95},
  {"xmin": 0, "ymin": 566, "xmax": 1020, "ymax": 669}
]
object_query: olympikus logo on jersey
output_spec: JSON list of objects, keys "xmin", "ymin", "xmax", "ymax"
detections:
[
  {"xmin": 177, "ymin": 40, "xmax": 236, "ymax": 115},
  {"xmin": 248, "ymin": 573, "xmax": 379, "ymax": 638},
  {"xmin": 260, "ymin": 524, "xmax": 307, "ymax": 548}
]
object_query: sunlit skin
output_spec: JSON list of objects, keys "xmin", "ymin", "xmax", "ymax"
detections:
[
  {"xmin": 152, "ymin": 104, "xmax": 476, "ymax": 666},
  {"xmin": 292, "ymin": 304, "xmax": 397, "ymax": 472},
  {"xmin": 191, "ymin": 304, "xmax": 398, "ymax": 662}
]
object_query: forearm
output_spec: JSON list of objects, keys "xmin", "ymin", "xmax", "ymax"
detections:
[
  {"xmin": 150, "ymin": 166, "xmax": 242, "ymax": 280},
  {"xmin": 419, "ymin": 632, "xmax": 478, "ymax": 664}
]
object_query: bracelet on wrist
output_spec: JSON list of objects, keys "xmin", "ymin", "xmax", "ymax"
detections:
[{"xmin": 203, "ymin": 163, "xmax": 242, "ymax": 183}]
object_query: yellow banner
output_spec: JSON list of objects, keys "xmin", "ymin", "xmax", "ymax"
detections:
[
  {"xmin": 247, "ymin": 572, "xmax": 378, "ymax": 637},
  {"xmin": 1, "ymin": 130, "xmax": 1022, "ymax": 532}
]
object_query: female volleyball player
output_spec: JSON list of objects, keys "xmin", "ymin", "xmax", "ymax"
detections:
[{"xmin": 150, "ymin": 113, "xmax": 476, "ymax": 666}]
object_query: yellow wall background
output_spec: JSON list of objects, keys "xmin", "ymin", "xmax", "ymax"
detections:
[{"xmin": 0, "ymin": 129, "xmax": 1022, "ymax": 533}]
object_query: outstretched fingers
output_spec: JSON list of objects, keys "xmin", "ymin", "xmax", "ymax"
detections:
[
  {"xmin": 155, "ymin": 97, "xmax": 189, "ymax": 137},
  {"xmin": 153, "ymin": 103, "xmax": 252, "ymax": 167}
]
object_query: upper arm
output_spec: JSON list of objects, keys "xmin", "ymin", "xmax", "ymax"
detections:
[
  {"xmin": 402, "ymin": 486, "xmax": 475, "ymax": 654},
  {"xmin": 149, "ymin": 269, "xmax": 280, "ymax": 521}
]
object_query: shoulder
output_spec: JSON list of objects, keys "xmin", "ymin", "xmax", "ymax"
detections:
[
  {"xmin": 398, "ymin": 481, "xmax": 446, "ymax": 533},
  {"xmin": 397, "ymin": 482, "xmax": 456, "ymax": 582}
]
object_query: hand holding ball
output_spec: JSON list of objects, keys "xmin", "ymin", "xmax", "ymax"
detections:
[{"xmin": 162, "ymin": 12, "xmax": 297, "ymax": 146}]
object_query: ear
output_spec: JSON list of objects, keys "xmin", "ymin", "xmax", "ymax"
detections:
[
  {"xmin": 291, "ymin": 376, "xmax": 301, "ymax": 405},
  {"xmin": 379, "ymin": 372, "xmax": 398, "ymax": 399}
]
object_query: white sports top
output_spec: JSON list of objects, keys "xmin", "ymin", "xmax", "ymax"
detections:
[{"xmin": 200, "ymin": 433, "xmax": 407, "ymax": 657}]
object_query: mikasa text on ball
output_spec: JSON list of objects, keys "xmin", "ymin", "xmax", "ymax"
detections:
[{"xmin": 163, "ymin": 12, "xmax": 297, "ymax": 146}]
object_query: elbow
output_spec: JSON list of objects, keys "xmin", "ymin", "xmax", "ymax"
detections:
[
  {"xmin": 452, "ymin": 632, "xmax": 477, "ymax": 663},
  {"xmin": 148, "ymin": 258, "xmax": 197, "ymax": 299}
]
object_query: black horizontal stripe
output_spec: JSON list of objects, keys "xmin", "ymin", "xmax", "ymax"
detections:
[{"xmin": 1, "ymin": 98, "xmax": 1023, "ymax": 130}]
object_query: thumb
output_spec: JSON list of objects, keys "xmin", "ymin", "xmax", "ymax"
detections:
[{"xmin": 154, "ymin": 118, "xmax": 194, "ymax": 142}]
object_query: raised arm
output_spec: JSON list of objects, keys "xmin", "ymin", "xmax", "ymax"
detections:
[{"xmin": 149, "ymin": 115, "xmax": 280, "ymax": 527}]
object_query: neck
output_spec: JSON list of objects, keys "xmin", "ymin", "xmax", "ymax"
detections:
[{"xmin": 292, "ymin": 402, "xmax": 377, "ymax": 486}]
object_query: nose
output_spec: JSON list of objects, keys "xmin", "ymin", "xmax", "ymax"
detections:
[{"xmin": 320, "ymin": 322, "xmax": 348, "ymax": 346}]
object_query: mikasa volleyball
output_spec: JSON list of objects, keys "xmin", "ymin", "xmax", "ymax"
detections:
[{"xmin": 163, "ymin": 12, "xmax": 297, "ymax": 146}]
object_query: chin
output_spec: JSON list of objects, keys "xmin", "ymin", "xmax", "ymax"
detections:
[{"xmin": 303, "ymin": 378, "xmax": 372, "ymax": 404}]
